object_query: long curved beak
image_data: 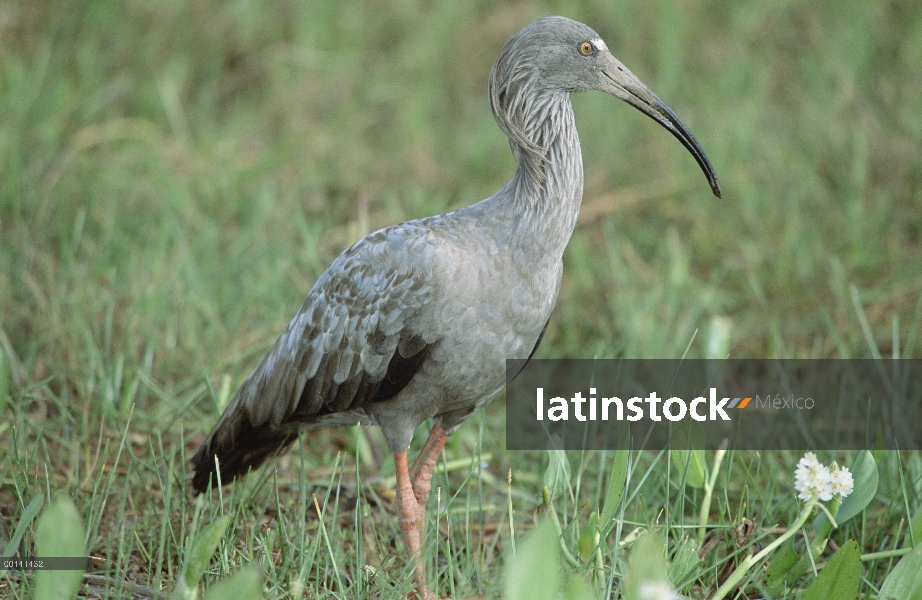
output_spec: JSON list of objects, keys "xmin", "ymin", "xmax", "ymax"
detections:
[{"xmin": 598, "ymin": 57, "xmax": 722, "ymax": 198}]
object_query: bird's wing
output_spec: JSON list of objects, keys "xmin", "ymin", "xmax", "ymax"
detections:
[
  {"xmin": 191, "ymin": 224, "xmax": 440, "ymax": 491},
  {"xmin": 248, "ymin": 228, "xmax": 439, "ymax": 424}
]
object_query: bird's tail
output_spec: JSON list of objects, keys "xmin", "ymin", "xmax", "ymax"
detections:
[{"xmin": 190, "ymin": 406, "xmax": 299, "ymax": 495}]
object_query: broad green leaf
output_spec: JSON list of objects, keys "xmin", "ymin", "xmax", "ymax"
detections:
[
  {"xmin": 600, "ymin": 450, "xmax": 629, "ymax": 534},
  {"xmin": 624, "ymin": 532, "xmax": 673, "ymax": 600},
  {"xmin": 34, "ymin": 496, "xmax": 86, "ymax": 600},
  {"xmin": 800, "ymin": 539, "xmax": 860, "ymax": 600},
  {"xmin": 543, "ymin": 447, "xmax": 571, "ymax": 503},
  {"xmin": 504, "ymin": 520, "xmax": 560, "ymax": 600},
  {"xmin": 668, "ymin": 537, "xmax": 700, "ymax": 588},
  {"xmin": 763, "ymin": 537, "xmax": 800, "ymax": 592},
  {"xmin": 578, "ymin": 512, "xmax": 600, "ymax": 562},
  {"xmin": 814, "ymin": 451, "xmax": 878, "ymax": 532},
  {"xmin": 203, "ymin": 566, "xmax": 264, "ymax": 600},
  {"xmin": 671, "ymin": 449, "xmax": 706, "ymax": 489},
  {"xmin": 564, "ymin": 573, "xmax": 599, "ymax": 600},
  {"xmin": 182, "ymin": 514, "xmax": 233, "ymax": 592},
  {"xmin": 878, "ymin": 545, "xmax": 922, "ymax": 600}
]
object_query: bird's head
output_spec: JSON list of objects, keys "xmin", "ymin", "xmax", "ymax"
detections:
[{"xmin": 490, "ymin": 16, "xmax": 722, "ymax": 198}]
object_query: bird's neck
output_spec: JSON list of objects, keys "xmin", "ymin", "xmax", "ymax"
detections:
[{"xmin": 508, "ymin": 91, "xmax": 583, "ymax": 244}]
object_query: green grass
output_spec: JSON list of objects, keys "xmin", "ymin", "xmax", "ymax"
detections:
[{"xmin": 1, "ymin": 0, "xmax": 921, "ymax": 598}]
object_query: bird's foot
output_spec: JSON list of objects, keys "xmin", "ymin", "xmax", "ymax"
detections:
[{"xmin": 407, "ymin": 584, "xmax": 437, "ymax": 600}]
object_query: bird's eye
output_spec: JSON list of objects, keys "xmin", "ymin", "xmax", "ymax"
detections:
[{"xmin": 578, "ymin": 41, "xmax": 594, "ymax": 56}]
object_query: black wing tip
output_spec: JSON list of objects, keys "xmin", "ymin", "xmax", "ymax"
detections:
[
  {"xmin": 189, "ymin": 420, "xmax": 299, "ymax": 495},
  {"xmin": 189, "ymin": 444, "xmax": 223, "ymax": 495},
  {"xmin": 191, "ymin": 464, "xmax": 215, "ymax": 495}
]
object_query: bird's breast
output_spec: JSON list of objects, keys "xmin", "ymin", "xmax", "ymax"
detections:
[{"xmin": 407, "ymin": 234, "xmax": 560, "ymax": 406}]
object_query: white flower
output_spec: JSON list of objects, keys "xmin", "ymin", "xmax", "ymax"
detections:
[
  {"xmin": 796, "ymin": 452, "xmax": 820, "ymax": 471},
  {"xmin": 638, "ymin": 581, "xmax": 681, "ymax": 600},
  {"xmin": 829, "ymin": 465, "xmax": 854, "ymax": 498},
  {"xmin": 794, "ymin": 453, "xmax": 833, "ymax": 501}
]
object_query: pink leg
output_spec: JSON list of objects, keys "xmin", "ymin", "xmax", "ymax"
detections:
[
  {"xmin": 394, "ymin": 424, "xmax": 448, "ymax": 599},
  {"xmin": 394, "ymin": 451, "xmax": 433, "ymax": 600},
  {"xmin": 408, "ymin": 423, "xmax": 449, "ymax": 507}
]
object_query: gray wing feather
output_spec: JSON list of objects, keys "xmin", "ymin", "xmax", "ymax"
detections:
[
  {"xmin": 190, "ymin": 224, "xmax": 441, "ymax": 493},
  {"xmin": 247, "ymin": 227, "xmax": 437, "ymax": 425}
]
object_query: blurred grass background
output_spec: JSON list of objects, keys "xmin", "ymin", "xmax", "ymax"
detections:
[{"xmin": 1, "ymin": 0, "xmax": 921, "ymax": 597}]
